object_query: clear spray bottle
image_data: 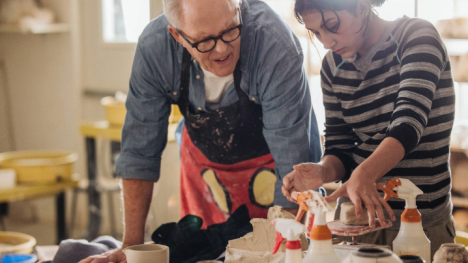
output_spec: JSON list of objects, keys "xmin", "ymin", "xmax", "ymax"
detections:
[
  {"xmin": 293, "ymin": 190, "xmax": 341, "ymax": 263},
  {"xmin": 272, "ymin": 218, "xmax": 306, "ymax": 263},
  {"xmin": 383, "ymin": 178, "xmax": 431, "ymax": 263}
]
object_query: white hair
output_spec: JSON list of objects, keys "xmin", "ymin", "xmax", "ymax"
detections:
[{"xmin": 163, "ymin": 0, "xmax": 240, "ymax": 29}]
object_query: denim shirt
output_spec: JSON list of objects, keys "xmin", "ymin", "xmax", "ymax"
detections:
[{"xmin": 115, "ymin": 0, "xmax": 322, "ymax": 208}]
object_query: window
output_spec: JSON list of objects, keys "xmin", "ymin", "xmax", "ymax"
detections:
[{"xmin": 102, "ymin": 0, "xmax": 150, "ymax": 43}]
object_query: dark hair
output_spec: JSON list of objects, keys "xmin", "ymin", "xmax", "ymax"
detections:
[{"xmin": 294, "ymin": 0, "xmax": 386, "ymax": 34}]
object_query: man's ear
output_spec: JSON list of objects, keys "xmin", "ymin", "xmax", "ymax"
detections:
[{"xmin": 168, "ymin": 25, "xmax": 185, "ymax": 46}]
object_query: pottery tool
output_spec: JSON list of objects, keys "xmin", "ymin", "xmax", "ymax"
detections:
[{"xmin": 383, "ymin": 177, "xmax": 431, "ymax": 263}]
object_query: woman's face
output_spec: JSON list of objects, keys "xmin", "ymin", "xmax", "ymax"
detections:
[{"xmin": 301, "ymin": 8, "xmax": 367, "ymax": 59}]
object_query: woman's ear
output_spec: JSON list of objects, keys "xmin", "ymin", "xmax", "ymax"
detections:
[{"xmin": 357, "ymin": 0, "xmax": 371, "ymax": 17}]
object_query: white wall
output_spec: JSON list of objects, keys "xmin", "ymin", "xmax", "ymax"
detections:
[
  {"xmin": 0, "ymin": 0, "xmax": 84, "ymax": 236},
  {"xmin": 0, "ymin": 59, "xmax": 14, "ymax": 152},
  {"xmin": 0, "ymin": 0, "xmax": 82, "ymax": 166}
]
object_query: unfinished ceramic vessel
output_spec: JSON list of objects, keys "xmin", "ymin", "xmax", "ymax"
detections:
[
  {"xmin": 433, "ymin": 243, "xmax": 468, "ymax": 263},
  {"xmin": 340, "ymin": 202, "xmax": 369, "ymax": 225}
]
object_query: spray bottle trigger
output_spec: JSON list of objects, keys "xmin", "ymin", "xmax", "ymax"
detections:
[
  {"xmin": 383, "ymin": 177, "xmax": 401, "ymax": 201},
  {"xmin": 272, "ymin": 232, "xmax": 285, "ymax": 254}
]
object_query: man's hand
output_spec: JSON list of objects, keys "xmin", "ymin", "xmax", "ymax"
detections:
[
  {"xmin": 325, "ymin": 169, "xmax": 396, "ymax": 228},
  {"xmin": 78, "ymin": 248, "xmax": 126, "ymax": 263},
  {"xmin": 282, "ymin": 163, "xmax": 325, "ymax": 202}
]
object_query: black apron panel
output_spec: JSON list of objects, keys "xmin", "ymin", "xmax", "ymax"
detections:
[{"xmin": 177, "ymin": 49, "xmax": 270, "ymax": 164}]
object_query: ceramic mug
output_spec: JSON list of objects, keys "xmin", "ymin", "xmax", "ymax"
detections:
[{"xmin": 123, "ymin": 244, "xmax": 169, "ymax": 263}]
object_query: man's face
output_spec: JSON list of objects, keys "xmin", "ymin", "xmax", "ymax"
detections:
[
  {"xmin": 169, "ymin": 0, "xmax": 242, "ymax": 77},
  {"xmin": 302, "ymin": 9, "xmax": 366, "ymax": 59}
]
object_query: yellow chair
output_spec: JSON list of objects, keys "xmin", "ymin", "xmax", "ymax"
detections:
[{"xmin": 456, "ymin": 230, "xmax": 468, "ymax": 246}]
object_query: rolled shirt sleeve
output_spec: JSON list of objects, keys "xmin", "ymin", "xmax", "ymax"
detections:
[{"xmin": 115, "ymin": 28, "xmax": 175, "ymax": 182}]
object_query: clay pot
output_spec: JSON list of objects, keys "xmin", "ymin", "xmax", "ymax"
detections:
[{"xmin": 433, "ymin": 243, "xmax": 468, "ymax": 263}]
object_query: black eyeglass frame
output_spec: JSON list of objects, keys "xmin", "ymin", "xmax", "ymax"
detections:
[{"xmin": 176, "ymin": 8, "xmax": 243, "ymax": 53}]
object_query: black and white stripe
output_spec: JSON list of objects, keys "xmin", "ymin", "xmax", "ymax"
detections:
[{"xmin": 322, "ymin": 17, "xmax": 455, "ymax": 229}]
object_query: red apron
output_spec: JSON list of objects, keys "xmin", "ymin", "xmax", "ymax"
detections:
[{"xmin": 177, "ymin": 49, "xmax": 277, "ymax": 228}]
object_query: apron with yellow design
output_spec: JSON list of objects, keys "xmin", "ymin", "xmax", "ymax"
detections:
[{"xmin": 177, "ymin": 49, "xmax": 276, "ymax": 228}]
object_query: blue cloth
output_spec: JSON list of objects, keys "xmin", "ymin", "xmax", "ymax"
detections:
[
  {"xmin": 115, "ymin": 0, "xmax": 322, "ymax": 207},
  {"xmin": 50, "ymin": 236, "xmax": 121, "ymax": 263}
]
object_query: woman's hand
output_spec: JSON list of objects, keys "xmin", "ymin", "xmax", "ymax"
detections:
[
  {"xmin": 78, "ymin": 248, "xmax": 127, "ymax": 263},
  {"xmin": 282, "ymin": 162, "xmax": 325, "ymax": 202},
  {"xmin": 325, "ymin": 168, "xmax": 396, "ymax": 228}
]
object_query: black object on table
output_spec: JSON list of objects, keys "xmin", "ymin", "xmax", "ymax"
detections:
[{"xmin": 152, "ymin": 204, "xmax": 253, "ymax": 263}]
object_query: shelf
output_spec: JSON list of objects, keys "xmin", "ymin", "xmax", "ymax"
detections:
[
  {"xmin": 0, "ymin": 23, "xmax": 69, "ymax": 34},
  {"xmin": 443, "ymin": 38, "xmax": 468, "ymax": 56}
]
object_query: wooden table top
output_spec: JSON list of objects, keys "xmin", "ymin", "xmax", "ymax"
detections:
[{"xmin": 0, "ymin": 180, "xmax": 78, "ymax": 203}]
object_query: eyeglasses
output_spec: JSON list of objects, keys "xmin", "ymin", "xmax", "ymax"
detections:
[{"xmin": 176, "ymin": 8, "xmax": 243, "ymax": 53}]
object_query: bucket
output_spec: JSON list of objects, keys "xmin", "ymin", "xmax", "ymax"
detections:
[
  {"xmin": 0, "ymin": 150, "xmax": 78, "ymax": 183},
  {"xmin": 0, "ymin": 232, "xmax": 36, "ymax": 255}
]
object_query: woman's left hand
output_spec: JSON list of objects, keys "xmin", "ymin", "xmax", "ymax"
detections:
[{"xmin": 325, "ymin": 169, "xmax": 396, "ymax": 228}]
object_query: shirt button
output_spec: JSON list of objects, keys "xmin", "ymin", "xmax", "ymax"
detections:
[
  {"xmin": 198, "ymin": 107, "xmax": 202, "ymax": 111},
  {"xmin": 251, "ymin": 97, "xmax": 256, "ymax": 101},
  {"xmin": 173, "ymin": 91, "xmax": 177, "ymax": 95},
  {"xmin": 196, "ymin": 75, "xmax": 200, "ymax": 79}
]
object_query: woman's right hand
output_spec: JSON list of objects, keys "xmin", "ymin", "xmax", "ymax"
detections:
[
  {"xmin": 282, "ymin": 162, "xmax": 325, "ymax": 202},
  {"xmin": 78, "ymin": 248, "xmax": 127, "ymax": 263}
]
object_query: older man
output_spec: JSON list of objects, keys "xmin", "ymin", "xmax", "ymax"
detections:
[{"xmin": 80, "ymin": 0, "xmax": 321, "ymax": 261}]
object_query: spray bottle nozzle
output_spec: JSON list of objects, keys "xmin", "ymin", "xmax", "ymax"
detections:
[
  {"xmin": 272, "ymin": 218, "xmax": 306, "ymax": 254},
  {"xmin": 384, "ymin": 178, "xmax": 424, "ymax": 209},
  {"xmin": 383, "ymin": 178, "xmax": 402, "ymax": 201}
]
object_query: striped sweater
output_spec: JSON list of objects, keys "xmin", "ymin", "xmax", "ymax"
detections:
[{"xmin": 321, "ymin": 17, "xmax": 455, "ymax": 230}]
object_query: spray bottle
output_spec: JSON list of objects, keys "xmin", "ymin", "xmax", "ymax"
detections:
[
  {"xmin": 383, "ymin": 178, "xmax": 431, "ymax": 263},
  {"xmin": 272, "ymin": 218, "xmax": 306, "ymax": 263},
  {"xmin": 293, "ymin": 190, "xmax": 341, "ymax": 263}
]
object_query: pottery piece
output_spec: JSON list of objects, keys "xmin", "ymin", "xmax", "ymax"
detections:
[
  {"xmin": 123, "ymin": 244, "xmax": 169, "ymax": 263},
  {"xmin": 340, "ymin": 202, "xmax": 369, "ymax": 225},
  {"xmin": 433, "ymin": 243, "xmax": 468, "ymax": 263}
]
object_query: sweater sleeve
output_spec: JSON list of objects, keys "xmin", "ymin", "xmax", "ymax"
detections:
[
  {"xmin": 386, "ymin": 19, "xmax": 447, "ymax": 155},
  {"xmin": 321, "ymin": 54, "xmax": 358, "ymax": 182}
]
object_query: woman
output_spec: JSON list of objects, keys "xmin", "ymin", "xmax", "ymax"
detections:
[{"xmin": 282, "ymin": 0, "xmax": 456, "ymax": 257}]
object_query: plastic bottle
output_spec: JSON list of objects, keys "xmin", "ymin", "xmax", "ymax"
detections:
[
  {"xmin": 294, "ymin": 190, "xmax": 341, "ymax": 263},
  {"xmin": 388, "ymin": 178, "xmax": 431, "ymax": 263},
  {"xmin": 272, "ymin": 218, "xmax": 306, "ymax": 263}
]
